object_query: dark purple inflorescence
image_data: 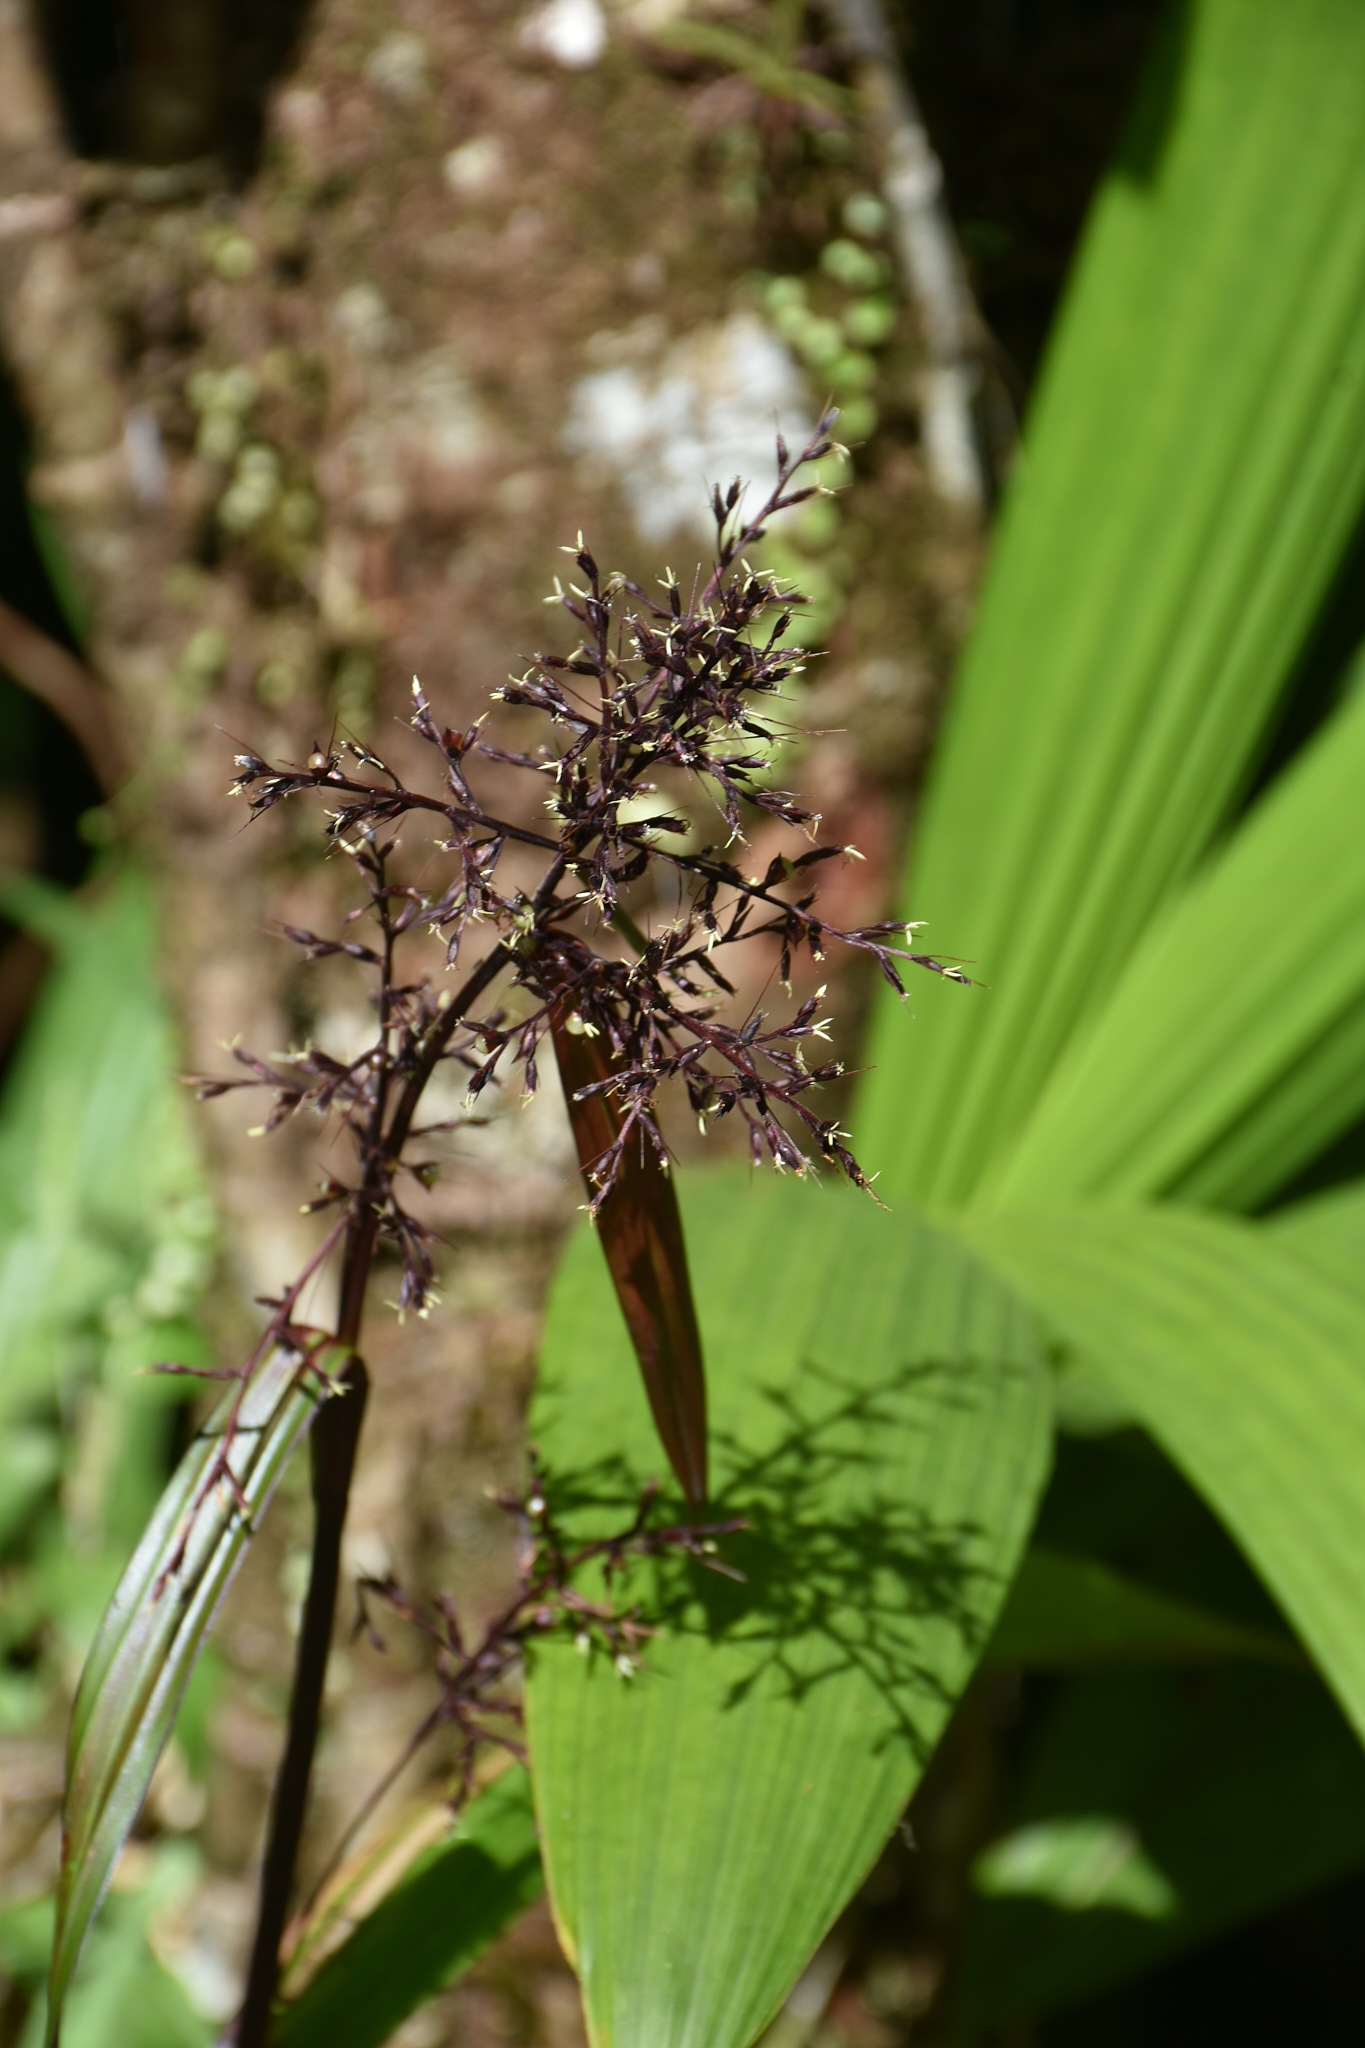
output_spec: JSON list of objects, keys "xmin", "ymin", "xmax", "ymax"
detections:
[{"xmin": 203, "ymin": 411, "xmax": 968, "ymax": 1320}]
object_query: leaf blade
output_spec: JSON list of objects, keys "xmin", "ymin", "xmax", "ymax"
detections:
[
  {"xmin": 957, "ymin": 1205, "xmax": 1365, "ymax": 1738},
  {"xmin": 527, "ymin": 1170, "xmax": 1051, "ymax": 2048},
  {"xmin": 985, "ymin": 1546, "xmax": 1303, "ymax": 1670},
  {"xmin": 859, "ymin": 0, "xmax": 1365, "ymax": 1202},
  {"xmin": 48, "ymin": 1348, "xmax": 341, "ymax": 2043},
  {"xmin": 984, "ymin": 671, "xmax": 1365, "ymax": 1206},
  {"xmin": 275, "ymin": 1768, "xmax": 543, "ymax": 2048},
  {"xmin": 1270, "ymin": 1179, "xmax": 1365, "ymax": 1273}
]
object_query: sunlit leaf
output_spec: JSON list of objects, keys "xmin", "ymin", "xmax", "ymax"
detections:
[
  {"xmin": 1269, "ymin": 1177, "xmax": 1365, "ymax": 1273},
  {"xmin": 984, "ymin": 669, "xmax": 1365, "ymax": 1208},
  {"xmin": 47, "ymin": 1346, "xmax": 345, "ymax": 2044},
  {"xmin": 551, "ymin": 1006, "xmax": 708, "ymax": 1504},
  {"xmin": 859, "ymin": 0, "xmax": 1365, "ymax": 1202},
  {"xmin": 1171, "ymin": 1001, "xmax": 1365, "ymax": 1211},
  {"xmin": 275, "ymin": 1767, "xmax": 542, "ymax": 2048},
  {"xmin": 527, "ymin": 1170, "xmax": 1050, "ymax": 2048},
  {"xmin": 958, "ymin": 1205, "xmax": 1365, "ymax": 1739}
]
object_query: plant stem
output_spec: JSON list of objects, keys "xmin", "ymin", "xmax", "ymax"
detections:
[
  {"xmin": 234, "ymin": 942, "xmax": 512, "ymax": 2045},
  {"xmin": 236, "ymin": 1354, "xmax": 368, "ymax": 2048}
]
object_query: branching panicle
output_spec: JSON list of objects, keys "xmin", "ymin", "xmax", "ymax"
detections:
[
  {"xmin": 291, "ymin": 1472, "xmax": 748, "ymax": 1919},
  {"xmin": 178, "ymin": 421, "xmax": 974, "ymax": 2046},
  {"xmin": 207, "ymin": 415, "xmax": 967, "ymax": 1316}
]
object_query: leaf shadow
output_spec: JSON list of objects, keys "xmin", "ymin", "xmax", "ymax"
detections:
[{"xmin": 546, "ymin": 1356, "xmax": 1022, "ymax": 1760}]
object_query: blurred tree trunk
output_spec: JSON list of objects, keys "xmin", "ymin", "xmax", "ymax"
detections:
[
  {"xmin": 0, "ymin": 0, "xmax": 976, "ymax": 1290},
  {"xmin": 0, "ymin": 0, "xmax": 979, "ymax": 1934}
]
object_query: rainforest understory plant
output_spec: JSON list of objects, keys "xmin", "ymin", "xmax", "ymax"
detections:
[
  {"xmin": 38, "ymin": 7, "xmax": 1365, "ymax": 2047},
  {"xmin": 45, "ymin": 417, "xmax": 971, "ymax": 2048}
]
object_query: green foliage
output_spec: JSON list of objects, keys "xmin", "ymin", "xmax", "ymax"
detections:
[
  {"xmin": 958, "ymin": 1207, "xmax": 1365, "ymax": 1738},
  {"xmin": 983, "ymin": 1546, "xmax": 1302, "ymax": 1672},
  {"xmin": 14, "ymin": 1844, "xmax": 212, "ymax": 2048},
  {"xmin": 0, "ymin": 867, "xmax": 224, "ymax": 2040},
  {"xmin": 984, "ymin": 662, "xmax": 1365, "ymax": 1207},
  {"xmin": 0, "ymin": 867, "xmax": 213, "ymax": 1438},
  {"xmin": 527, "ymin": 1174, "xmax": 1050, "ymax": 2048},
  {"xmin": 859, "ymin": 0, "xmax": 1365, "ymax": 1208},
  {"xmin": 523, "ymin": 0, "xmax": 1365, "ymax": 2037},
  {"xmin": 959, "ymin": 1664, "xmax": 1365, "ymax": 2022},
  {"xmin": 36, "ymin": 2, "xmax": 1365, "ymax": 2040},
  {"xmin": 973, "ymin": 1814, "xmax": 1179, "ymax": 1922},
  {"xmin": 275, "ymin": 1768, "xmax": 543, "ymax": 2048},
  {"xmin": 1270, "ymin": 1177, "xmax": 1365, "ymax": 1272},
  {"xmin": 0, "ymin": 866, "xmax": 214, "ymax": 1723},
  {"xmin": 48, "ymin": 1348, "xmax": 335, "ymax": 2043}
]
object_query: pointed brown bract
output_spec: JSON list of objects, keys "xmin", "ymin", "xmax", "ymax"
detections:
[{"xmin": 551, "ymin": 1005, "xmax": 708, "ymax": 1506}]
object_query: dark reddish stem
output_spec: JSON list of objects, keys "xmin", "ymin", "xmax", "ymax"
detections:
[
  {"xmin": 236, "ymin": 1355, "xmax": 368, "ymax": 2048},
  {"xmin": 234, "ymin": 944, "xmax": 512, "ymax": 2046}
]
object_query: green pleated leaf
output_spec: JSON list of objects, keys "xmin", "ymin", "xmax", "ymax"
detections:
[
  {"xmin": 859, "ymin": 0, "xmax": 1365, "ymax": 1204},
  {"xmin": 526, "ymin": 1170, "xmax": 1051, "ymax": 2048},
  {"xmin": 983, "ymin": 667, "xmax": 1365, "ymax": 1207},
  {"xmin": 276, "ymin": 1768, "xmax": 543, "ymax": 2048},
  {"xmin": 48, "ymin": 1347, "xmax": 342, "ymax": 2045},
  {"xmin": 985, "ymin": 1546, "xmax": 1302, "ymax": 1670},
  {"xmin": 1172, "ymin": 999, "xmax": 1365, "ymax": 1211},
  {"xmin": 956, "ymin": 1206, "xmax": 1365, "ymax": 1738},
  {"xmin": 1269, "ymin": 1178, "xmax": 1365, "ymax": 1274}
]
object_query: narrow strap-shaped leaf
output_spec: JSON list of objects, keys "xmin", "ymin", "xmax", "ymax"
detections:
[
  {"xmin": 48, "ymin": 1346, "xmax": 343, "ymax": 2043},
  {"xmin": 275, "ymin": 1768, "xmax": 543, "ymax": 2048},
  {"xmin": 528, "ymin": 1169, "xmax": 1051, "ymax": 2048},
  {"xmin": 982, "ymin": 670, "xmax": 1365, "ymax": 1206},
  {"xmin": 1173, "ymin": 999, "xmax": 1365, "ymax": 1211},
  {"xmin": 550, "ymin": 1006, "xmax": 708, "ymax": 1503},
  {"xmin": 860, "ymin": 0, "xmax": 1365, "ymax": 1203},
  {"xmin": 956, "ymin": 1206, "xmax": 1365, "ymax": 1740}
]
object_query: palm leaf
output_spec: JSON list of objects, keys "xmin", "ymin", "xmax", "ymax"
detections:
[{"xmin": 1269, "ymin": 1179, "xmax": 1365, "ymax": 1270}]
